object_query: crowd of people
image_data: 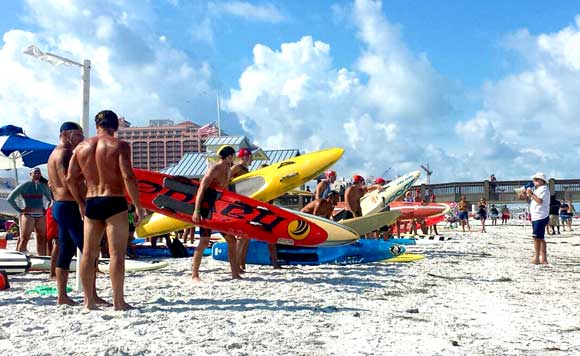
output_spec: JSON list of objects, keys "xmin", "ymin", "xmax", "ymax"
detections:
[{"xmin": 3, "ymin": 112, "xmax": 577, "ymax": 308}]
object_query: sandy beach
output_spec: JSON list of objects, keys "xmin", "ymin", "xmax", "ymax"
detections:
[{"xmin": 1, "ymin": 222, "xmax": 580, "ymax": 356}]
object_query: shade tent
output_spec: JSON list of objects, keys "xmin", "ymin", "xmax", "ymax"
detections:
[{"xmin": 0, "ymin": 125, "xmax": 56, "ymax": 183}]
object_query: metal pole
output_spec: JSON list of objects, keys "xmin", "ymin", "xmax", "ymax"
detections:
[
  {"xmin": 76, "ymin": 59, "xmax": 90, "ymax": 293},
  {"xmin": 81, "ymin": 60, "xmax": 91, "ymax": 133},
  {"xmin": 12, "ymin": 155, "xmax": 18, "ymax": 184},
  {"xmin": 216, "ymin": 93, "xmax": 221, "ymax": 137}
]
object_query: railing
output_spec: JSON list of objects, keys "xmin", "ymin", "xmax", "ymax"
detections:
[{"xmin": 411, "ymin": 178, "xmax": 580, "ymax": 203}]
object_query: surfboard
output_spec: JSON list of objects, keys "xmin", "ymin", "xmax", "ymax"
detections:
[
  {"xmin": 232, "ymin": 147, "xmax": 344, "ymax": 201},
  {"xmin": 28, "ymin": 256, "xmax": 169, "ymax": 273},
  {"xmin": 211, "ymin": 239, "xmax": 405, "ymax": 266},
  {"xmin": 360, "ymin": 171, "xmax": 421, "ymax": 216},
  {"xmin": 388, "ymin": 202, "xmax": 448, "ymax": 220},
  {"xmin": 133, "ymin": 170, "xmax": 329, "ymax": 246},
  {"xmin": 337, "ymin": 211, "xmax": 401, "ymax": 236},
  {"xmin": 383, "ymin": 253, "xmax": 425, "ymax": 263},
  {"xmin": 136, "ymin": 148, "xmax": 344, "ymax": 237},
  {"xmin": 0, "ymin": 251, "xmax": 30, "ymax": 275},
  {"xmin": 134, "ymin": 245, "xmax": 212, "ymax": 258}
]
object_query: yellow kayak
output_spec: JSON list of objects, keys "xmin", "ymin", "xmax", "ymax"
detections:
[{"xmin": 136, "ymin": 148, "xmax": 344, "ymax": 238}]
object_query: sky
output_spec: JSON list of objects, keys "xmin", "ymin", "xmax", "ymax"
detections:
[{"xmin": 1, "ymin": 0, "xmax": 580, "ymax": 183}]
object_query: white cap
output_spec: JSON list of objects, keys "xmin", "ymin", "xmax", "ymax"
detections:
[{"xmin": 531, "ymin": 172, "xmax": 547, "ymax": 182}]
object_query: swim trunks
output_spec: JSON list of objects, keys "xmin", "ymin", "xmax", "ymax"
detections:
[
  {"xmin": 458, "ymin": 211, "xmax": 469, "ymax": 220},
  {"xmin": 85, "ymin": 197, "xmax": 128, "ymax": 221},
  {"xmin": 52, "ymin": 201, "xmax": 84, "ymax": 270},
  {"xmin": 197, "ymin": 189, "xmax": 219, "ymax": 237},
  {"xmin": 532, "ymin": 216, "xmax": 549, "ymax": 240}
]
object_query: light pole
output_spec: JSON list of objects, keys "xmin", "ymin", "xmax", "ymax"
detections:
[
  {"xmin": 23, "ymin": 45, "xmax": 91, "ymax": 133},
  {"xmin": 22, "ymin": 45, "xmax": 90, "ymax": 292}
]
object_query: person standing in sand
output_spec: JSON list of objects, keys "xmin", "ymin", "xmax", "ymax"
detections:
[
  {"xmin": 230, "ymin": 148, "xmax": 253, "ymax": 273},
  {"xmin": 477, "ymin": 198, "xmax": 488, "ymax": 233},
  {"xmin": 191, "ymin": 145, "xmax": 240, "ymax": 281},
  {"xmin": 548, "ymin": 195, "xmax": 561, "ymax": 235},
  {"xmin": 527, "ymin": 172, "xmax": 550, "ymax": 265},
  {"xmin": 67, "ymin": 111, "xmax": 145, "ymax": 310},
  {"xmin": 501, "ymin": 205, "xmax": 510, "ymax": 225},
  {"xmin": 48, "ymin": 122, "xmax": 106, "ymax": 306},
  {"xmin": 458, "ymin": 195, "xmax": 471, "ymax": 232},
  {"xmin": 7, "ymin": 167, "xmax": 52, "ymax": 255},
  {"xmin": 316, "ymin": 170, "xmax": 337, "ymax": 200}
]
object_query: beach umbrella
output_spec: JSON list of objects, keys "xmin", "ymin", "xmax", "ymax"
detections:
[{"xmin": 0, "ymin": 125, "xmax": 56, "ymax": 183}]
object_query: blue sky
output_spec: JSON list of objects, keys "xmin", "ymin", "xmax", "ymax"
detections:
[{"xmin": 1, "ymin": 0, "xmax": 580, "ymax": 182}]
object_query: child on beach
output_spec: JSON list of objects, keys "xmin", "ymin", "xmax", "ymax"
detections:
[
  {"xmin": 501, "ymin": 205, "xmax": 510, "ymax": 225},
  {"xmin": 477, "ymin": 198, "xmax": 488, "ymax": 233},
  {"xmin": 527, "ymin": 173, "xmax": 550, "ymax": 264}
]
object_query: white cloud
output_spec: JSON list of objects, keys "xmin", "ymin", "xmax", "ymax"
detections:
[
  {"xmin": 226, "ymin": 0, "xmax": 455, "ymax": 181},
  {"xmin": 0, "ymin": 0, "xmax": 214, "ymax": 143},
  {"xmin": 459, "ymin": 14, "xmax": 580, "ymax": 179},
  {"xmin": 209, "ymin": 1, "xmax": 286, "ymax": 23}
]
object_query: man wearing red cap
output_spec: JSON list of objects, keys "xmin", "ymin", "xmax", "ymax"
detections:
[
  {"xmin": 316, "ymin": 170, "xmax": 337, "ymax": 200},
  {"xmin": 344, "ymin": 175, "xmax": 366, "ymax": 218}
]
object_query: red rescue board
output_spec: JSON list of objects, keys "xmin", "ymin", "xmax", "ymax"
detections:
[
  {"xmin": 388, "ymin": 202, "xmax": 448, "ymax": 220},
  {"xmin": 131, "ymin": 169, "xmax": 328, "ymax": 246}
]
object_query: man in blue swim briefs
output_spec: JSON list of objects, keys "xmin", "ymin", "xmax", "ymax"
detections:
[
  {"xmin": 67, "ymin": 110, "xmax": 145, "ymax": 311},
  {"xmin": 527, "ymin": 172, "xmax": 550, "ymax": 265},
  {"xmin": 47, "ymin": 122, "xmax": 107, "ymax": 306},
  {"xmin": 7, "ymin": 167, "xmax": 52, "ymax": 255}
]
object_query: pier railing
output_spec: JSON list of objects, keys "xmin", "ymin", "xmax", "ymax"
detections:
[{"xmin": 412, "ymin": 179, "xmax": 580, "ymax": 203}]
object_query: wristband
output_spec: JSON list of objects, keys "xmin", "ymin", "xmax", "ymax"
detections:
[{"xmin": 194, "ymin": 209, "xmax": 200, "ymax": 213}]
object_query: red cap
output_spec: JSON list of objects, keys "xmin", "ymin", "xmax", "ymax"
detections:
[
  {"xmin": 237, "ymin": 148, "xmax": 252, "ymax": 158},
  {"xmin": 325, "ymin": 170, "xmax": 337, "ymax": 178},
  {"xmin": 374, "ymin": 177, "xmax": 386, "ymax": 185},
  {"xmin": 353, "ymin": 175, "xmax": 365, "ymax": 184}
]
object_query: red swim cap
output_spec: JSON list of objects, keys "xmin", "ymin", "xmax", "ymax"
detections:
[
  {"xmin": 353, "ymin": 175, "xmax": 365, "ymax": 184},
  {"xmin": 325, "ymin": 170, "xmax": 337, "ymax": 178},
  {"xmin": 374, "ymin": 177, "xmax": 386, "ymax": 185},
  {"xmin": 237, "ymin": 148, "xmax": 252, "ymax": 158}
]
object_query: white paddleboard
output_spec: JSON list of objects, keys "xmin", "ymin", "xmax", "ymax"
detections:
[
  {"xmin": 360, "ymin": 171, "xmax": 421, "ymax": 216},
  {"xmin": 0, "ymin": 251, "xmax": 30, "ymax": 275},
  {"xmin": 29, "ymin": 256, "xmax": 168, "ymax": 273}
]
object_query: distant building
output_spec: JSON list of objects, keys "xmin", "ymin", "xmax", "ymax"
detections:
[{"xmin": 117, "ymin": 118, "xmax": 220, "ymax": 171}]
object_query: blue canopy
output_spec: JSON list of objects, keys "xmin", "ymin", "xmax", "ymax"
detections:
[{"xmin": 0, "ymin": 125, "xmax": 56, "ymax": 167}]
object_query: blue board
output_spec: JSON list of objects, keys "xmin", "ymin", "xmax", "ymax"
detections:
[
  {"xmin": 133, "ymin": 245, "xmax": 211, "ymax": 258},
  {"xmin": 211, "ymin": 239, "xmax": 405, "ymax": 266}
]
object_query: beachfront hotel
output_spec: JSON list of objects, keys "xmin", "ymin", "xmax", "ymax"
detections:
[{"xmin": 116, "ymin": 118, "xmax": 221, "ymax": 171}]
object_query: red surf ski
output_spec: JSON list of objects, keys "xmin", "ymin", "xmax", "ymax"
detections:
[
  {"xmin": 388, "ymin": 202, "xmax": 447, "ymax": 220},
  {"xmin": 132, "ymin": 169, "xmax": 328, "ymax": 246}
]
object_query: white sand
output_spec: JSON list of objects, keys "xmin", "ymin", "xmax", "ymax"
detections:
[{"xmin": 1, "ymin": 222, "xmax": 580, "ymax": 356}]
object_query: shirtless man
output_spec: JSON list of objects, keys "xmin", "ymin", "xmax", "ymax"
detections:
[
  {"xmin": 7, "ymin": 167, "xmax": 52, "ymax": 254},
  {"xmin": 344, "ymin": 175, "xmax": 366, "ymax": 218},
  {"xmin": 316, "ymin": 170, "xmax": 337, "ymax": 200},
  {"xmin": 231, "ymin": 148, "xmax": 253, "ymax": 273},
  {"xmin": 301, "ymin": 190, "xmax": 339, "ymax": 219},
  {"xmin": 191, "ymin": 145, "xmax": 239, "ymax": 281},
  {"xmin": 47, "ymin": 122, "xmax": 107, "ymax": 305},
  {"xmin": 67, "ymin": 110, "xmax": 145, "ymax": 311}
]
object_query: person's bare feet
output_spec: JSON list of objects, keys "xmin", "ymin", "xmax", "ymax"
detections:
[
  {"xmin": 57, "ymin": 296, "xmax": 78, "ymax": 306},
  {"xmin": 95, "ymin": 296, "xmax": 112, "ymax": 306},
  {"xmin": 232, "ymin": 275, "xmax": 243, "ymax": 280},
  {"xmin": 239, "ymin": 268, "xmax": 246, "ymax": 274},
  {"xmin": 83, "ymin": 303, "xmax": 101, "ymax": 311},
  {"xmin": 272, "ymin": 265, "xmax": 282, "ymax": 270},
  {"xmin": 530, "ymin": 257, "xmax": 540, "ymax": 265},
  {"xmin": 114, "ymin": 301, "xmax": 135, "ymax": 311},
  {"xmin": 192, "ymin": 276, "xmax": 202, "ymax": 283}
]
